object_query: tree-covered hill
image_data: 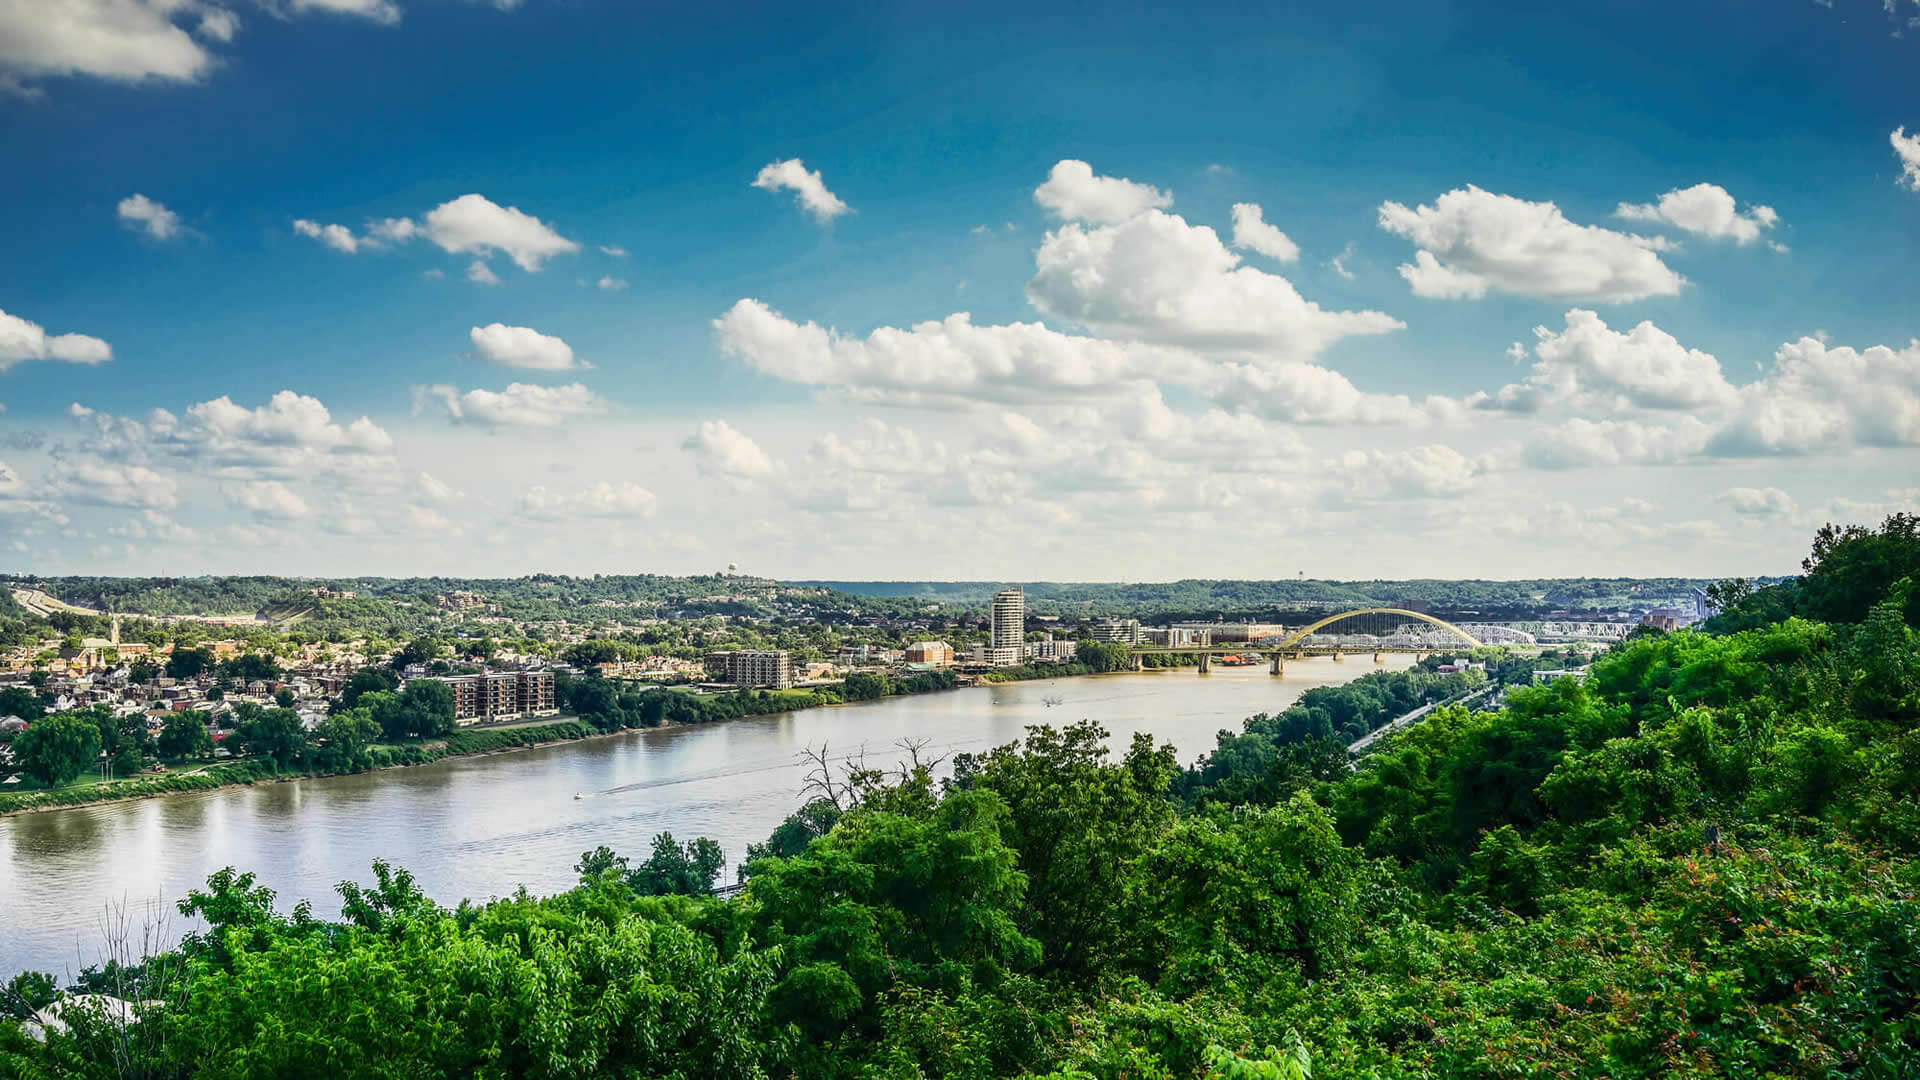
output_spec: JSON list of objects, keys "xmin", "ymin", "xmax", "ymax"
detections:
[{"xmin": 4, "ymin": 519, "xmax": 1917, "ymax": 1078}]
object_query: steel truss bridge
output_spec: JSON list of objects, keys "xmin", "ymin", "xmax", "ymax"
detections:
[{"xmin": 1126, "ymin": 608, "xmax": 1485, "ymax": 675}]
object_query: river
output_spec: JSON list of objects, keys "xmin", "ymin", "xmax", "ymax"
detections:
[{"xmin": 0, "ymin": 658, "xmax": 1411, "ymax": 978}]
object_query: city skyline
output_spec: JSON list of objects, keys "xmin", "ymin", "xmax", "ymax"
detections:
[{"xmin": 3, "ymin": 0, "xmax": 1919, "ymax": 581}]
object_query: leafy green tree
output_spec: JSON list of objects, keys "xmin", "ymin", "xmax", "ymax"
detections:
[
  {"xmin": 0, "ymin": 685, "xmax": 44, "ymax": 720},
  {"xmin": 636, "ymin": 834, "xmax": 727, "ymax": 896},
  {"xmin": 399, "ymin": 679, "xmax": 455, "ymax": 738},
  {"xmin": 220, "ymin": 653, "xmax": 280, "ymax": 682},
  {"xmin": 108, "ymin": 740, "xmax": 143, "ymax": 777},
  {"xmin": 963, "ymin": 721, "xmax": 1179, "ymax": 980},
  {"xmin": 273, "ymin": 688, "xmax": 297, "ymax": 708},
  {"xmin": 1799, "ymin": 513, "xmax": 1920, "ymax": 625},
  {"xmin": 341, "ymin": 666, "xmax": 400, "ymax": 708},
  {"xmin": 165, "ymin": 646, "xmax": 214, "ymax": 680},
  {"xmin": 563, "ymin": 639, "xmax": 635, "ymax": 667},
  {"xmin": 390, "ymin": 635, "xmax": 444, "ymax": 670},
  {"xmin": 1075, "ymin": 639, "xmax": 1134, "ymax": 673},
  {"xmin": 157, "ymin": 711, "xmax": 213, "ymax": 760},
  {"xmin": 238, "ymin": 707, "xmax": 309, "ymax": 769},
  {"xmin": 840, "ymin": 672, "xmax": 891, "ymax": 700},
  {"xmin": 574, "ymin": 844, "xmax": 630, "ymax": 885},
  {"xmin": 1127, "ymin": 795, "xmax": 1360, "ymax": 992},
  {"xmin": 315, "ymin": 709, "xmax": 380, "ymax": 772},
  {"xmin": 744, "ymin": 798, "xmax": 843, "ymax": 867},
  {"xmin": 10, "ymin": 712, "xmax": 102, "ymax": 786},
  {"xmin": 1, "ymin": 971, "xmax": 58, "ymax": 1020},
  {"xmin": 748, "ymin": 787, "xmax": 1039, "ymax": 1049},
  {"xmin": 360, "ymin": 689, "xmax": 408, "ymax": 741}
]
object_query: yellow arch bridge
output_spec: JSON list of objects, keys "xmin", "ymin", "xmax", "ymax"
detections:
[{"xmin": 1126, "ymin": 608, "xmax": 1484, "ymax": 675}]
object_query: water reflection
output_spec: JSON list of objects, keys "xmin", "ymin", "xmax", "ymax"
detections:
[{"xmin": 1, "ymin": 659, "xmax": 1409, "ymax": 977}]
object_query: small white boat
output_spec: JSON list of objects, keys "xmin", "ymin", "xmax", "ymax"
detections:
[{"xmin": 573, "ymin": 792, "xmax": 583, "ymax": 800}]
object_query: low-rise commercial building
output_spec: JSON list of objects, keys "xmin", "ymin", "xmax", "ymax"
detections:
[
  {"xmin": 1025, "ymin": 637, "xmax": 1078, "ymax": 663},
  {"xmin": 966, "ymin": 643, "xmax": 1024, "ymax": 667},
  {"xmin": 903, "ymin": 641, "xmax": 955, "ymax": 666}
]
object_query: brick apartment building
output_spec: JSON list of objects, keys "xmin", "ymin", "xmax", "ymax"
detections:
[
  {"xmin": 433, "ymin": 670, "xmax": 558, "ymax": 725},
  {"xmin": 703, "ymin": 649, "xmax": 794, "ymax": 689}
]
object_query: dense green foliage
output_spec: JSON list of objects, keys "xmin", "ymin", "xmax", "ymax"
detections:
[
  {"xmin": 8, "ymin": 712, "xmax": 102, "ymax": 786},
  {"xmin": 5, "ymin": 528, "xmax": 1918, "ymax": 1078},
  {"xmin": 559, "ymin": 668, "xmax": 962, "ymax": 732},
  {"xmin": 1709, "ymin": 513, "xmax": 1920, "ymax": 633}
]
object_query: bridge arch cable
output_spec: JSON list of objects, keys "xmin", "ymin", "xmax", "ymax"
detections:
[{"xmin": 1273, "ymin": 607, "xmax": 1483, "ymax": 651}]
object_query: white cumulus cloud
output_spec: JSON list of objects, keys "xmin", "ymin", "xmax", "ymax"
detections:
[
  {"xmin": 1, "ymin": 0, "xmax": 405, "ymax": 96},
  {"xmin": 422, "ymin": 382, "xmax": 604, "ymax": 428},
  {"xmin": 423, "ymin": 194, "xmax": 579, "ymax": 271},
  {"xmin": 682, "ymin": 419, "xmax": 781, "ymax": 488},
  {"xmin": 1615, "ymin": 183, "xmax": 1780, "ymax": 246},
  {"xmin": 1230, "ymin": 202, "xmax": 1300, "ymax": 262},
  {"xmin": 1522, "ymin": 416, "xmax": 1713, "ymax": 470},
  {"xmin": 0, "ymin": 0, "xmax": 220, "ymax": 93},
  {"xmin": 520, "ymin": 480, "xmax": 657, "ymax": 520},
  {"xmin": 1033, "ymin": 160, "xmax": 1171, "ymax": 224},
  {"xmin": 714, "ymin": 298, "xmax": 1187, "ymax": 404},
  {"xmin": 293, "ymin": 218, "xmax": 359, "ymax": 253},
  {"xmin": 1716, "ymin": 486, "xmax": 1796, "ymax": 516},
  {"xmin": 1894, "ymin": 127, "xmax": 1920, "ymax": 192},
  {"xmin": 0, "ymin": 308, "xmax": 112, "ymax": 373},
  {"xmin": 43, "ymin": 461, "xmax": 178, "ymax": 509},
  {"xmin": 117, "ymin": 194, "xmax": 183, "ymax": 240},
  {"xmin": 1028, "ymin": 208, "xmax": 1402, "ymax": 356},
  {"xmin": 752, "ymin": 158, "xmax": 851, "ymax": 223},
  {"xmin": 225, "ymin": 479, "xmax": 311, "ymax": 520},
  {"xmin": 1710, "ymin": 337, "xmax": 1920, "ymax": 457},
  {"xmin": 1379, "ymin": 185, "xmax": 1685, "ymax": 302},
  {"xmin": 466, "ymin": 260, "xmax": 500, "ymax": 285},
  {"xmin": 469, "ymin": 323, "xmax": 581, "ymax": 371},
  {"xmin": 1474, "ymin": 309, "xmax": 1736, "ymax": 414},
  {"xmin": 285, "ymin": 0, "xmax": 399, "ymax": 24}
]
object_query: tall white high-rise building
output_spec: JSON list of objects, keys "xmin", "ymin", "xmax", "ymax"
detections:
[{"xmin": 989, "ymin": 587, "xmax": 1026, "ymax": 665}]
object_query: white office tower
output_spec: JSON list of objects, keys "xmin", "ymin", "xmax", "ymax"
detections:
[{"xmin": 989, "ymin": 587, "xmax": 1026, "ymax": 665}]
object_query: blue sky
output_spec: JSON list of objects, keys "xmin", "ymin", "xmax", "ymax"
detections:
[{"xmin": 2, "ymin": 0, "xmax": 1917, "ymax": 580}]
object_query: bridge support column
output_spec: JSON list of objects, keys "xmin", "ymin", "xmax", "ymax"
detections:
[
  {"xmin": 1269, "ymin": 653, "xmax": 1284, "ymax": 676},
  {"xmin": 1373, "ymin": 651, "xmax": 1383, "ymax": 664},
  {"xmin": 1197, "ymin": 652, "xmax": 1210, "ymax": 674},
  {"xmin": 1132, "ymin": 653, "xmax": 1143, "ymax": 672},
  {"xmin": 1332, "ymin": 649, "xmax": 1344, "ymax": 662}
]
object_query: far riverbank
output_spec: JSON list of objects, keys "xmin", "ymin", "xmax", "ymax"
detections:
[{"xmin": 0, "ymin": 657, "xmax": 1204, "ymax": 819}]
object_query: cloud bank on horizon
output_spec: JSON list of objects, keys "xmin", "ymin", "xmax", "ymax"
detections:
[{"xmin": 1, "ymin": 0, "xmax": 1916, "ymax": 580}]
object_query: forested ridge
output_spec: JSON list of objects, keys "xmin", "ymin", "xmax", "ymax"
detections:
[{"xmin": 4, "ymin": 521, "xmax": 1918, "ymax": 1078}]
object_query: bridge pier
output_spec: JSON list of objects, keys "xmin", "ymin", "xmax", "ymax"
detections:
[
  {"xmin": 1197, "ymin": 652, "xmax": 1210, "ymax": 674},
  {"xmin": 1332, "ymin": 649, "xmax": 1344, "ymax": 662},
  {"xmin": 1269, "ymin": 653, "xmax": 1284, "ymax": 676},
  {"xmin": 1132, "ymin": 653, "xmax": 1143, "ymax": 672},
  {"xmin": 1373, "ymin": 651, "xmax": 1383, "ymax": 664}
]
